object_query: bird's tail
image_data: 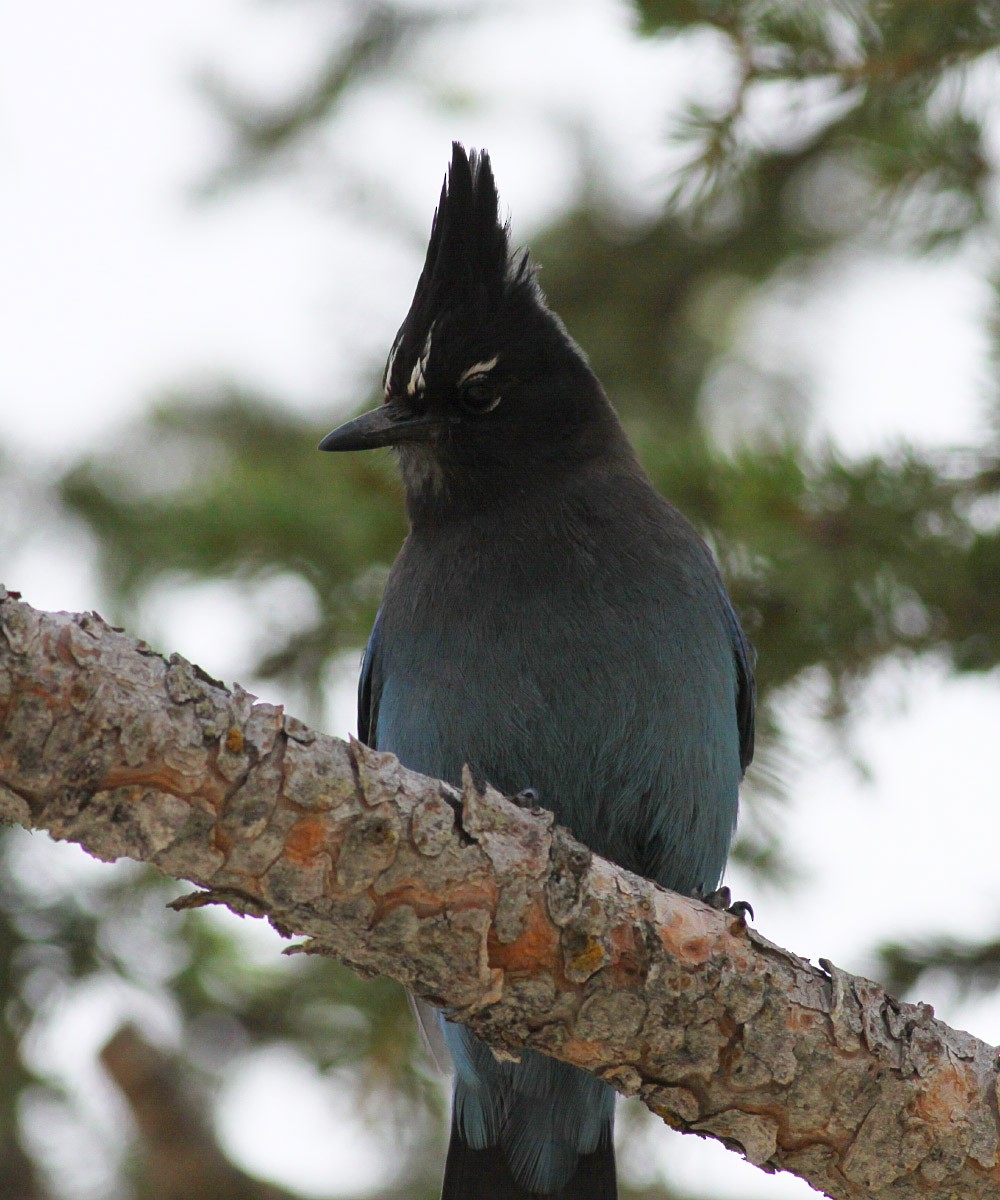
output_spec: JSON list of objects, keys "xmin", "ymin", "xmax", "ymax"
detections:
[{"xmin": 440, "ymin": 1112, "xmax": 617, "ymax": 1200}]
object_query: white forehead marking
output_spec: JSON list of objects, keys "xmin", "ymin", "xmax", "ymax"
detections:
[
  {"xmin": 457, "ymin": 356, "xmax": 499, "ymax": 385},
  {"xmin": 383, "ymin": 337, "xmax": 401, "ymax": 398},
  {"xmin": 406, "ymin": 324, "xmax": 435, "ymax": 398}
]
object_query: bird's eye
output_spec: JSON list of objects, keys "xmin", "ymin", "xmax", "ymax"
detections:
[{"xmin": 460, "ymin": 373, "xmax": 500, "ymax": 415}]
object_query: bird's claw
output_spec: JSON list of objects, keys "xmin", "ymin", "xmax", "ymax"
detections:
[{"xmin": 698, "ymin": 885, "xmax": 754, "ymax": 923}]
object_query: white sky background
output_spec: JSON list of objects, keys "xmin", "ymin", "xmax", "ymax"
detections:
[{"xmin": 2, "ymin": 2, "xmax": 1000, "ymax": 1198}]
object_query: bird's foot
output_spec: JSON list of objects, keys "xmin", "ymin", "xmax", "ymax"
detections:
[
  {"xmin": 510, "ymin": 786, "xmax": 540, "ymax": 809},
  {"xmin": 698, "ymin": 885, "xmax": 754, "ymax": 923}
]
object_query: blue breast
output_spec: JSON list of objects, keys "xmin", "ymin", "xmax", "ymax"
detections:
[{"xmin": 366, "ymin": 484, "xmax": 745, "ymax": 1195}]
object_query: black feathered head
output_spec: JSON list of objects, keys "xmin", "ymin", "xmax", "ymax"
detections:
[
  {"xmin": 382, "ymin": 142, "xmax": 544, "ymax": 406},
  {"xmin": 319, "ymin": 143, "xmax": 624, "ymax": 512}
]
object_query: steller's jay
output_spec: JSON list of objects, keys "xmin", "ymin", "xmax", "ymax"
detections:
[{"xmin": 320, "ymin": 143, "xmax": 755, "ymax": 1200}]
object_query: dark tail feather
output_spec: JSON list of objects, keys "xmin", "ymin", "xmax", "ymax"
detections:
[{"xmin": 441, "ymin": 1113, "xmax": 617, "ymax": 1200}]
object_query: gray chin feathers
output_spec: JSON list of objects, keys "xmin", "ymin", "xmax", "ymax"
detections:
[{"xmin": 397, "ymin": 441, "xmax": 446, "ymax": 497}]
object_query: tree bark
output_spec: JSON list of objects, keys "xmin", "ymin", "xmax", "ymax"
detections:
[{"xmin": 1, "ymin": 587, "xmax": 997, "ymax": 1199}]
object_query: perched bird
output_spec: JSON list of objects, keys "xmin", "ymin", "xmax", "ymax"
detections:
[{"xmin": 319, "ymin": 143, "xmax": 755, "ymax": 1200}]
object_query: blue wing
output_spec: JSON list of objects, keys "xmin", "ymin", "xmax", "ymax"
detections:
[
  {"xmin": 360, "ymin": 608, "xmax": 454, "ymax": 1072},
  {"xmin": 357, "ymin": 607, "xmax": 384, "ymax": 749},
  {"xmin": 723, "ymin": 594, "xmax": 756, "ymax": 776}
]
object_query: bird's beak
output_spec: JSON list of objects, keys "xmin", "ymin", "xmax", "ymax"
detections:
[{"xmin": 318, "ymin": 401, "xmax": 448, "ymax": 452}]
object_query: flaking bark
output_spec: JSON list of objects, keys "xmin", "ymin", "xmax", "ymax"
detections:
[{"xmin": 0, "ymin": 586, "xmax": 997, "ymax": 1199}]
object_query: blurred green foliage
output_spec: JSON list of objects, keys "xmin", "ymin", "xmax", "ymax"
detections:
[{"xmin": 4, "ymin": 2, "xmax": 1000, "ymax": 1197}]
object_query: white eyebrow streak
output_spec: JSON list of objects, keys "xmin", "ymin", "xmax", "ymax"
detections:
[
  {"xmin": 457, "ymin": 355, "xmax": 499, "ymax": 385},
  {"xmin": 406, "ymin": 324, "xmax": 435, "ymax": 398},
  {"xmin": 383, "ymin": 337, "xmax": 401, "ymax": 397}
]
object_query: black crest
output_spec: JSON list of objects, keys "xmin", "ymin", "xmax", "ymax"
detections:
[
  {"xmin": 385, "ymin": 143, "xmax": 535, "ymax": 398},
  {"xmin": 420, "ymin": 143, "xmax": 512, "ymax": 310}
]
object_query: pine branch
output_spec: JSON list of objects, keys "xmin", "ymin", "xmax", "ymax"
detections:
[
  {"xmin": 101, "ymin": 1025, "xmax": 298, "ymax": 1200},
  {"xmin": 1, "ymin": 588, "xmax": 999, "ymax": 1199}
]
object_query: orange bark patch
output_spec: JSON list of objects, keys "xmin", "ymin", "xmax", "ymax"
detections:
[
  {"xmin": 912, "ymin": 1062, "xmax": 975, "ymax": 1124},
  {"xmin": 376, "ymin": 880, "xmax": 494, "ymax": 922},
  {"xmin": 488, "ymin": 897, "xmax": 559, "ymax": 975},
  {"xmin": 104, "ymin": 765, "xmax": 194, "ymax": 794},
  {"xmin": 678, "ymin": 935, "xmax": 712, "ymax": 963},
  {"xmin": 559, "ymin": 1036, "xmax": 606, "ymax": 1069},
  {"xmin": 608, "ymin": 922, "xmax": 647, "ymax": 984},
  {"xmin": 225, "ymin": 726, "xmax": 244, "ymax": 753},
  {"xmin": 658, "ymin": 906, "xmax": 717, "ymax": 965},
  {"xmin": 787, "ymin": 1008, "xmax": 818, "ymax": 1033},
  {"xmin": 284, "ymin": 815, "xmax": 328, "ymax": 862}
]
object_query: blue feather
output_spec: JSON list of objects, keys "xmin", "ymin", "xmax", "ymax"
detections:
[
  {"xmin": 336, "ymin": 143, "xmax": 756, "ymax": 1199},
  {"xmin": 359, "ymin": 472, "xmax": 748, "ymax": 1194}
]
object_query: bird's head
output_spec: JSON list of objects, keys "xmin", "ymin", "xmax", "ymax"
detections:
[{"xmin": 320, "ymin": 143, "xmax": 624, "ymax": 516}]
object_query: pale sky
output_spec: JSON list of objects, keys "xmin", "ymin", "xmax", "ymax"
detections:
[{"xmin": 2, "ymin": 3, "xmax": 999, "ymax": 1199}]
